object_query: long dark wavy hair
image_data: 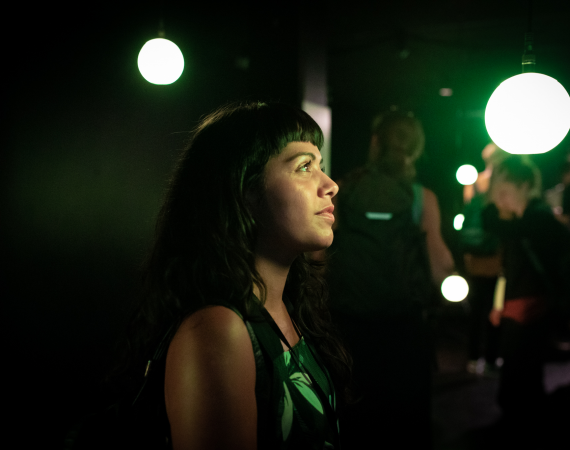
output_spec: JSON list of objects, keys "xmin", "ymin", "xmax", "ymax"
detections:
[{"xmin": 118, "ymin": 102, "xmax": 353, "ymax": 405}]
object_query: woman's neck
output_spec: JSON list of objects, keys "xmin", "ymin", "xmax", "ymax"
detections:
[{"xmin": 253, "ymin": 251, "xmax": 292, "ymax": 314}]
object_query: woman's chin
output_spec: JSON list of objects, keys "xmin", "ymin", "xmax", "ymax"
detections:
[{"xmin": 309, "ymin": 234, "xmax": 334, "ymax": 252}]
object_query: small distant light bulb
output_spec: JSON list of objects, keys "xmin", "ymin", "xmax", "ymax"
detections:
[
  {"xmin": 453, "ymin": 214, "xmax": 465, "ymax": 230},
  {"xmin": 439, "ymin": 88, "xmax": 453, "ymax": 97},
  {"xmin": 441, "ymin": 275, "xmax": 469, "ymax": 302},
  {"xmin": 138, "ymin": 38, "xmax": 184, "ymax": 85},
  {"xmin": 456, "ymin": 165, "xmax": 478, "ymax": 185}
]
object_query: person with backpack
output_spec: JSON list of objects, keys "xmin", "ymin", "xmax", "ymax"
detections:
[
  {"xmin": 326, "ymin": 110, "xmax": 454, "ymax": 449},
  {"xmin": 483, "ymin": 155, "xmax": 570, "ymax": 444},
  {"xmin": 77, "ymin": 102, "xmax": 354, "ymax": 450}
]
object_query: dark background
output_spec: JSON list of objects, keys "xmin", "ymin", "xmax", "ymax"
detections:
[{"xmin": 4, "ymin": 1, "xmax": 570, "ymax": 447}]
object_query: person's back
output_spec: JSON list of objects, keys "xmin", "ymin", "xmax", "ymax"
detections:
[
  {"xmin": 328, "ymin": 163, "xmax": 433, "ymax": 317},
  {"xmin": 327, "ymin": 110, "xmax": 451, "ymax": 449}
]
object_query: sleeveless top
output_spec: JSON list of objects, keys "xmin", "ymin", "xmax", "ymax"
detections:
[
  {"xmin": 231, "ymin": 300, "xmax": 339, "ymax": 449},
  {"xmin": 271, "ymin": 336, "xmax": 337, "ymax": 448}
]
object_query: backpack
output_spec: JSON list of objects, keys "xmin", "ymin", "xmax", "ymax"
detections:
[{"xmin": 327, "ymin": 167, "xmax": 435, "ymax": 318}]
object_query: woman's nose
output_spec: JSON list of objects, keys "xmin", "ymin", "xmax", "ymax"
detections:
[{"xmin": 322, "ymin": 173, "xmax": 339, "ymax": 197}]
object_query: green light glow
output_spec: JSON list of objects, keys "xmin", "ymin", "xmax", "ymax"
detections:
[
  {"xmin": 485, "ymin": 73, "xmax": 570, "ymax": 154},
  {"xmin": 456, "ymin": 164, "xmax": 478, "ymax": 185},
  {"xmin": 138, "ymin": 38, "xmax": 184, "ymax": 85},
  {"xmin": 441, "ymin": 275, "xmax": 469, "ymax": 302}
]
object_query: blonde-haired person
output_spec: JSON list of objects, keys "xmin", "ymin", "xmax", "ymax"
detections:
[{"xmin": 483, "ymin": 154, "xmax": 570, "ymax": 444}]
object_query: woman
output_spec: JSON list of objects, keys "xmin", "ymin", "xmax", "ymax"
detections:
[
  {"xmin": 126, "ymin": 102, "xmax": 351, "ymax": 449},
  {"xmin": 483, "ymin": 155, "xmax": 570, "ymax": 437}
]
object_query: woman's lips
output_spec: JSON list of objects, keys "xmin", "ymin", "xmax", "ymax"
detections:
[{"xmin": 316, "ymin": 205, "xmax": 335, "ymax": 222}]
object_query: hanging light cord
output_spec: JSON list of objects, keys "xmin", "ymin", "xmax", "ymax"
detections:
[
  {"xmin": 522, "ymin": 0, "xmax": 535, "ymax": 73},
  {"xmin": 158, "ymin": 18, "xmax": 165, "ymax": 39}
]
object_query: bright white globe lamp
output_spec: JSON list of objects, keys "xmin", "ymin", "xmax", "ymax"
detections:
[
  {"xmin": 485, "ymin": 74, "xmax": 570, "ymax": 154},
  {"xmin": 441, "ymin": 275, "xmax": 469, "ymax": 302},
  {"xmin": 456, "ymin": 164, "xmax": 478, "ymax": 185},
  {"xmin": 138, "ymin": 38, "xmax": 184, "ymax": 85}
]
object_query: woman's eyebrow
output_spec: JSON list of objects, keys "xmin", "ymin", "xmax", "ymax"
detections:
[{"xmin": 285, "ymin": 152, "xmax": 323, "ymax": 164}]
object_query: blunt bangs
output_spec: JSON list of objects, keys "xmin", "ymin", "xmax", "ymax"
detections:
[
  {"xmin": 255, "ymin": 103, "xmax": 324, "ymax": 156},
  {"xmin": 181, "ymin": 102, "xmax": 324, "ymax": 203}
]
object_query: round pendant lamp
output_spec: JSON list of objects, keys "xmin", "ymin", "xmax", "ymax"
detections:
[
  {"xmin": 485, "ymin": 73, "xmax": 570, "ymax": 154},
  {"xmin": 484, "ymin": 13, "xmax": 570, "ymax": 154},
  {"xmin": 138, "ymin": 20, "xmax": 184, "ymax": 85}
]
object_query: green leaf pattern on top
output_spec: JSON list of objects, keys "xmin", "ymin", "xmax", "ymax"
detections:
[
  {"xmin": 280, "ymin": 338, "xmax": 333, "ymax": 447},
  {"xmin": 282, "ymin": 382, "xmax": 293, "ymax": 440}
]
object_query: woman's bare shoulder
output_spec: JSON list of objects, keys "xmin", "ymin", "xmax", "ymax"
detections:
[
  {"xmin": 422, "ymin": 186, "xmax": 437, "ymax": 204},
  {"xmin": 169, "ymin": 305, "xmax": 251, "ymax": 356},
  {"xmin": 165, "ymin": 305, "xmax": 257, "ymax": 449}
]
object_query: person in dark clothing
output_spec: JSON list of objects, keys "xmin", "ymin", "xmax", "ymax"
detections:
[
  {"xmin": 461, "ymin": 143, "xmax": 507, "ymax": 374},
  {"xmin": 483, "ymin": 155, "xmax": 570, "ymax": 442},
  {"xmin": 327, "ymin": 110, "xmax": 454, "ymax": 449}
]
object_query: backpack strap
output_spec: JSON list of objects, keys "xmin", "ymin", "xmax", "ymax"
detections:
[{"xmin": 411, "ymin": 182, "xmax": 423, "ymax": 226}]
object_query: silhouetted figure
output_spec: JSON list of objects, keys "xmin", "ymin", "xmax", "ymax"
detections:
[{"xmin": 327, "ymin": 110, "xmax": 454, "ymax": 449}]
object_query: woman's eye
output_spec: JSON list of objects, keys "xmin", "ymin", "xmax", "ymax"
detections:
[{"xmin": 300, "ymin": 161, "xmax": 312, "ymax": 172}]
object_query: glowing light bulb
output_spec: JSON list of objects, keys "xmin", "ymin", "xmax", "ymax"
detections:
[
  {"xmin": 453, "ymin": 214, "xmax": 465, "ymax": 231},
  {"xmin": 138, "ymin": 38, "xmax": 184, "ymax": 85},
  {"xmin": 485, "ymin": 73, "xmax": 570, "ymax": 154},
  {"xmin": 456, "ymin": 165, "xmax": 478, "ymax": 185},
  {"xmin": 441, "ymin": 275, "xmax": 469, "ymax": 302}
]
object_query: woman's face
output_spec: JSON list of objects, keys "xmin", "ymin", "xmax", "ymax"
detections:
[
  {"xmin": 490, "ymin": 177, "xmax": 530, "ymax": 218},
  {"xmin": 254, "ymin": 141, "xmax": 338, "ymax": 259}
]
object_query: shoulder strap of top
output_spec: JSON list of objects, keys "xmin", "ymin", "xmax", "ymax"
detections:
[
  {"xmin": 211, "ymin": 301, "xmax": 276, "ymax": 446},
  {"xmin": 212, "ymin": 301, "xmax": 272, "ymax": 400}
]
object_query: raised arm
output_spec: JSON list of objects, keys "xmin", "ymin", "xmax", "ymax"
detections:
[
  {"xmin": 165, "ymin": 306, "xmax": 257, "ymax": 450},
  {"xmin": 421, "ymin": 187, "xmax": 455, "ymax": 285}
]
